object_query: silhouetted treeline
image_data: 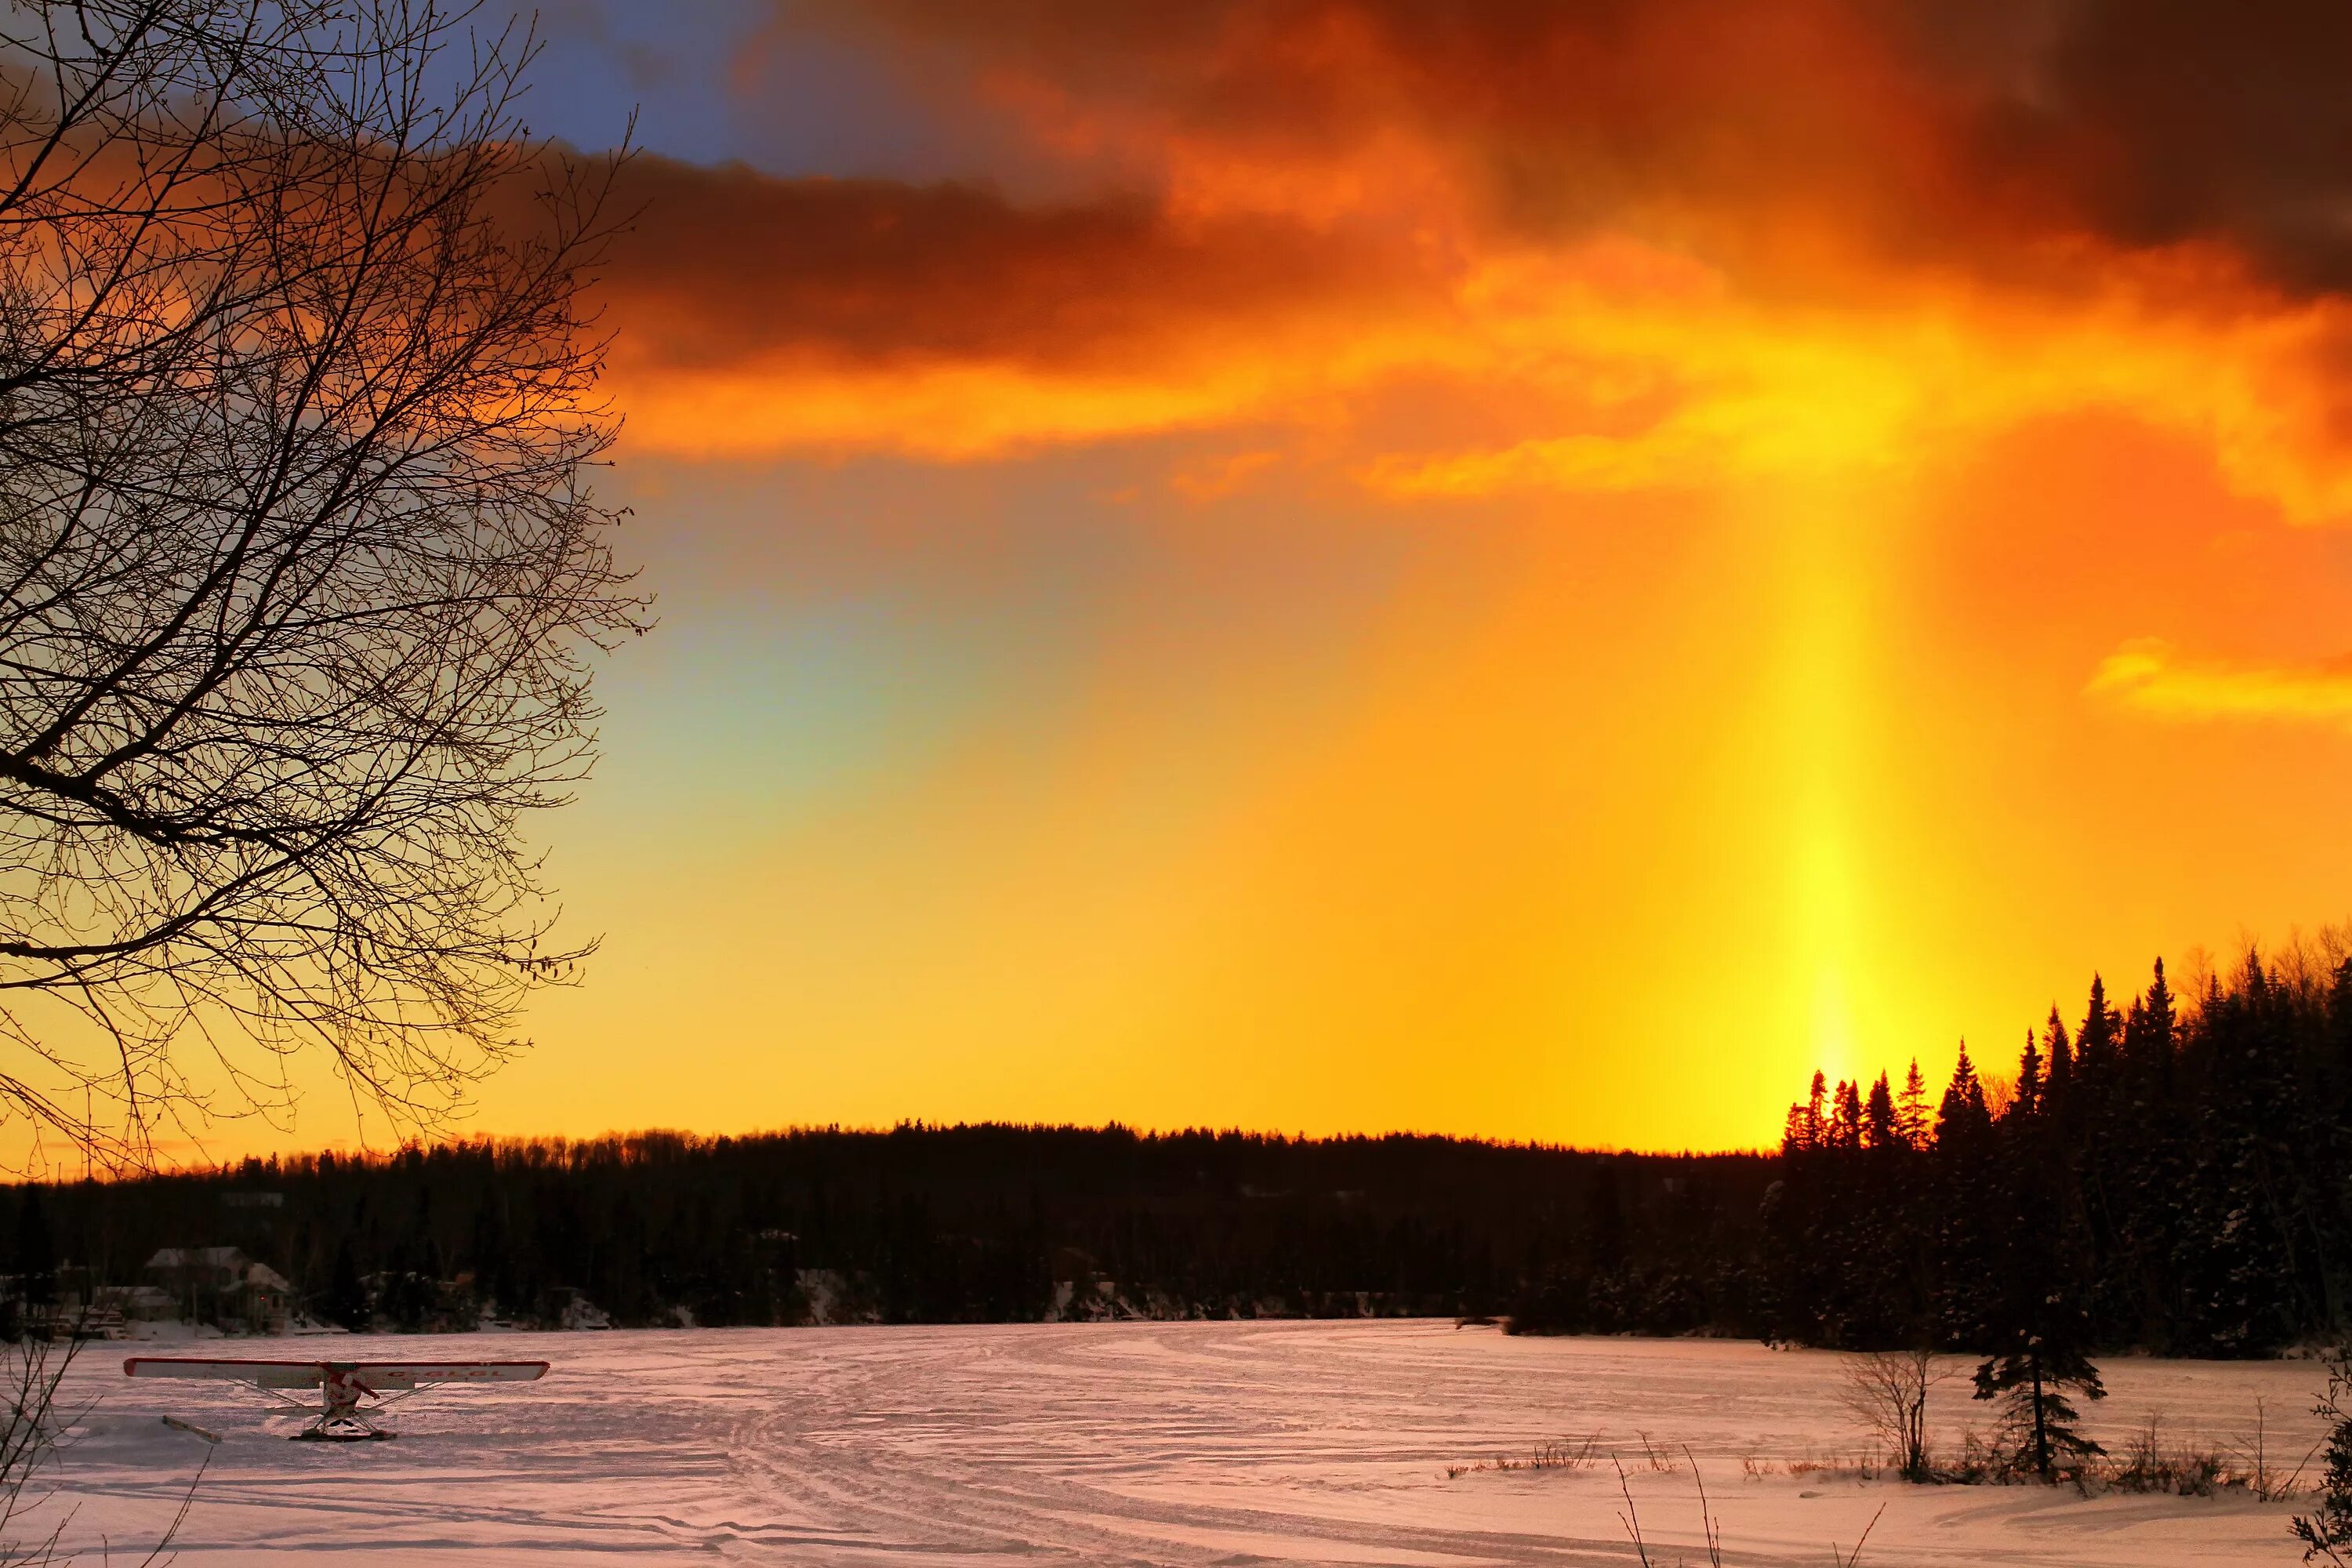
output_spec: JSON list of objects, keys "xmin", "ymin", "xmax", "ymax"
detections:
[
  {"xmin": 1765, "ymin": 942, "xmax": 2352, "ymax": 1357},
  {"xmin": 24, "ymin": 941, "xmax": 2339, "ymax": 1349},
  {"xmin": 2, "ymin": 1127, "xmax": 1773, "ymax": 1331}
]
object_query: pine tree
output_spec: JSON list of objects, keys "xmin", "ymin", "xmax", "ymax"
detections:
[
  {"xmin": 2139, "ymin": 957, "xmax": 2179, "ymax": 1106},
  {"xmin": 1938, "ymin": 1046, "xmax": 1990, "ymax": 1138},
  {"xmin": 2078, "ymin": 975, "xmax": 2120, "ymax": 1074},
  {"xmin": 1864, "ymin": 1074, "xmax": 1897, "ymax": 1150},
  {"xmin": 2014, "ymin": 1029, "xmax": 2045, "ymax": 1122},
  {"xmin": 1973, "ymin": 1326, "xmax": 2107, "ymax": 1480},
  {"xmin": 2041, "ymin": 1006, "xmax": 2074, "ymax": 1122},
  {"xmin": 1933, "ymin": 1046, "xmax": 2000, "ymax": 1348},
  {"xmin": 1782, "ymin": 1071, "xmax": 1829, "ymax": 1154},
  {"xmin": 1833, "ymin": 1079, "xmax": 1864, "ymax": 1151},
  {"xmin": 1895, "ymin": 1060, "xmax": 1932, "ymax": 1150},
  {"xmin": 2178, "ymin": 949, "xmax": 2304, "ymax": 1352}
]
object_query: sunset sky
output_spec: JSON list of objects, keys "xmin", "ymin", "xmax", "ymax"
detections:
[{"xmin": 234, "ymin": 0, "xmax": 2352, "ymax": 1157}]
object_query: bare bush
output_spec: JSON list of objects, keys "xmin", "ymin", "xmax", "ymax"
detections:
[
  {"xmin": 0, "ymin": 1334, "xmax": 204, "ymax": 1564},
  {"xmin": 1440, "ymin": 1433, "xmax": 1601, "ymax": 1479},
  {"xmin": 1839, "ymin": 1348, "xmax": 1954, "ymax": 1482},
  {"xmin": 2104, "ymin": 1414, "xmax": 2223, "ymax": 1497},
  {"xmin": 0, "ymin": 2, "xmax": 643, "ymax": 1163}
]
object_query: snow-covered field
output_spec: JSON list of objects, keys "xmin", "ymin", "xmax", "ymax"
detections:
[{"xmin": 26, "ymin": 1319, "xmax": 2330, "ymax": 1565}]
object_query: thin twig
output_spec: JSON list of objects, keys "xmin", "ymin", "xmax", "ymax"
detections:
[
  {"xmin": 1831, "ymin": 1501, "xmax": 1886, "ymax": 1568},
  {"xmin": 1683, "ymin": 1443, "xmax": 1723, "ymax": 1568},
  {"xmin": 1613, "ymin": 1456, "xmax": 1653, "ymax": 1568}
]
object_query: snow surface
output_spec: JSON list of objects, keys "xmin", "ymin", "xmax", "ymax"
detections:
[{"xmin": 25, "ymin": 1319, "xmax": 2333, "ymax": 1565}]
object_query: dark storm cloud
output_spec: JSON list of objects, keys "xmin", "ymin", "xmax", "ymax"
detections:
[
  {"xmin": 595, "ymin": 155, "xmax": 1414, "ymax": 373},
  {"xmin": 1946, "ymin": 0, "xmax": 2352, "ymax": 292},
  {"xmin": 774, "ymin": 0, "xmax": 2352, "ymax": 296}
]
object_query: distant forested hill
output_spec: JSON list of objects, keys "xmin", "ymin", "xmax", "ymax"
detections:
[{"xmin": 1, "ymin": 1128, "xmax": 1773, "ymax": 1333}]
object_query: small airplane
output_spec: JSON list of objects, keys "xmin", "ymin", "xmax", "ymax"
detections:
[{"xmin": 125, "ymin": 1356, "xmax": 551, "ymax": 1441}]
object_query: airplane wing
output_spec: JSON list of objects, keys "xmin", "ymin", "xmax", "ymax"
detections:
[
  {"xmin": 122, "ymin": 1357, "xmax": 550, "ymax": 1391},
  {"xmin": 344, "ymin": 1361, "xmax": 550, "ymax": 1389},
  {"xmin": 123, "ymin": 1358, "xmax": 328, "ymax": 1389}
]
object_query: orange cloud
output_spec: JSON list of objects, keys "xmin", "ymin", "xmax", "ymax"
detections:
[
  {"xmin": 583, "ymin": 2, "xmax": 2352, "ymax": 521},
  {"xmin": 2088, "ymin": 638, "xmax": 2352, "ymax": 726}
]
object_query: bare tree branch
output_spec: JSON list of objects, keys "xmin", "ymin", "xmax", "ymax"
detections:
[{"xmin": 0, "ymin": 1, "xmax": 644, "ymax": 1167}]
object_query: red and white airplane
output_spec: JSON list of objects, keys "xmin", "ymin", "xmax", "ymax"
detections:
[{"xmin": 125, "ymin": 1356, "xmax": 551, "ymax": 1441}]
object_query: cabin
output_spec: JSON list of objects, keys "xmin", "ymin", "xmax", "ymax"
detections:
[{"xmin": 143, "ymin": 1247, "xmax": 295, "ymax": 1333}]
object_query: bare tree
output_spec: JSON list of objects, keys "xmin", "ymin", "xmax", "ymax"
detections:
[
  {"xmin": 1841, "ymin": 1348, "xmax": 1955, "ymax": 1482},
  {"xmin": 0, "ymin": 1333, "xmax": 205, "ymax": 1563},
  {"xmin": 0, "ymin": 1, "xmax": 641, "ymax": 1164}
]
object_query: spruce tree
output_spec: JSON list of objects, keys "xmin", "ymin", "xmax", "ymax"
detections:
[
  {"xmin": 2014, "ymin": 1029, "xmax": 2045, "ymax": 1121},
  {"xmin": 1864, "ymin": 1074, "xmax": 1897, "ymax": 1150},
  {"xmin": 2140, "ymin": 957, "xmax": 2178, "ymax": 1106},
  {"xmin": 2180, "ymin": 949, "xmax": 2303, "ymax": 1352},
  {"xmin": 1833, "ymin": 1079, "xmax": 1864, "ymax": 1151},
  {"xmin": 1973, "ymin": 1326, "xmax": 2107, "ymax": 1480},
  {"xmin": 1783, "ymin": 1071, "xmax": 1831, "ymax": 1154},
  {"xmin": 2041, "ymin": 1007, "xmax": 2074, "ymax": 1123},
  {"xmin": 1933, "ymin": 1046, "xmax": 2000, "ymax": 1348},
  {"xmin": 1981, "ymin": 1016, "xmax": 2105, "ymax": 1478},
  {"xmin": 2077, "ymin": 975, "xmax": 2120, "ymax": 1074},
  {"xmin": 1895, "ymin": 1060, "xmax": 1933, "ymax": 1149},
  {"xmin": 1938, "ymin": 1046, "xmax": 1990, "ymax": 1134}
]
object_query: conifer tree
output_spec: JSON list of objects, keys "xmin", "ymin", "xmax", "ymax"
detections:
[
  {"xmin": 1933, "ymin": 1046, "xmax": 2001, "ymax": 1348},
  {"xmin": 2041, "ymin": 1007, "xmax": 2074, "ymax": 1121},
  {"xmin": 1895, "ymin": 1060, "xmax": 1932, "ymax": 1149},
  {"xmin": 2014, "ymin": 1029, "xmax": 2045, "ymax": 1122},
  {"xmin": 2078, "ymin": 975, "xmax": 2120, "ymax": 1074},
  {"xmin": 1833, "ymin": 1080, "xmax": 1864, "ymax": 1151},
  {"xmin": 2138, "ymin": 957, "xmax": 2179, "ymax": 1105},
  {"xmin": 2171, "ymin": 949, "xmax": 2304, "ymax": 1352},
  {"xmin": 1864, "ymin": 1074, "xmax": 1897, "ymax": 1150},
  {"xmin": 1973, "ymin": 1327, "xmax": 2107, "ymax": 1480},
  {"xmin": 1785, "ymin": 1071, "xmax": 1828, "ymax": 1153},
  {"xmin": 1937, "ymin": 1047, "xmax": 1990, "ymax": 1138}
]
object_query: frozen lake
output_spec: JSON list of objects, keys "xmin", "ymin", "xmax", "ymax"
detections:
[{"xmin": 32, "ymin": 1319, "xmax": 2328, "ymax": 1565}]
